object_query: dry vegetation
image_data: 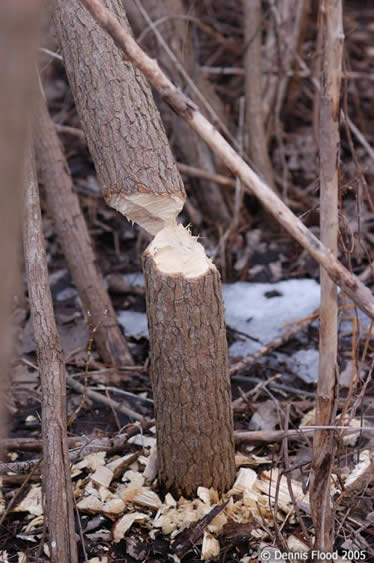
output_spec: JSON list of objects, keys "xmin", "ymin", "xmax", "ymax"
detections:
[{"xmin": 1, "ymin": 0, "xmax": 374, "ymax": 561}]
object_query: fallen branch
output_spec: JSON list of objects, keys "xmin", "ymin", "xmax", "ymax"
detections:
[
  {"xmin": 67, "ymin": 376, "xmax": 144, "ymax": 421},
  {"xmin": 77, "ymin": 0, "xmax": 374, "ymax": 320}
]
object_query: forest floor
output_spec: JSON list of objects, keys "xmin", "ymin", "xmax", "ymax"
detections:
[{"xmin": 2, "ymin": 0, "xmax": 374, "ymax": 561}]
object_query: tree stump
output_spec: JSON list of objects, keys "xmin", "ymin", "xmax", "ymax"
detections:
[{"xmin": 143, "ymin": 224, "xmax": 236, "ymax": 497}]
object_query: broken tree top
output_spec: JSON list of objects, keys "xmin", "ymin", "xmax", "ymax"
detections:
[{"xmin": 146, "ymin": 223, "xmax": 214, "ymax": 278}]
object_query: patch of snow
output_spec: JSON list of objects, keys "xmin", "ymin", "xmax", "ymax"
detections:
[
  {"xmin": 123, "ymin": 272, "xmax": 145, "ymax": 287},
  {"xmin": 223, "ymin": 279, "xmax": 320, "ymax": 356},
  {"xmin": 118, "ymin": 310, "xmax": 148, "ymax": 339},
  {"xmin": 117, "ymin": 277, "xmax": 321, "ymax": 358},
  {"xmin": 288, "ymin": 348, "xmax": 319, "ymax": 384}
]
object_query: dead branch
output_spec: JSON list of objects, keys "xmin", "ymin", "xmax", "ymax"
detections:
[
  {"xmin": 310, "ymin": 1, "xmax": 343, "ymax": 556},
  {"xmin": 77, "ymin": 0, "xmax": 374, "ymax": 321},
  {"xmin": 67, "ymin": 376, "xmax": 144, "ymax": 421},
  {"xmin": 35, "ymin": 93, "xmax": 134, "ymax": 368},
  {"xmin": 23, "ymin": 148, "xmax": 78, "ymax": 562}
]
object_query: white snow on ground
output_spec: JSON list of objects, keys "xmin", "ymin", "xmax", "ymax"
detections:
[
  {"xmin": 222, "ymin": 278, "xmax": 320, "ymax": 356},
  {"xmin": 117, "ymin": 310, "xmax": 149, "ymax": 340},
  {"xmin": 117, "ymin": 274, "xmax": 320, "ymax": 354}
]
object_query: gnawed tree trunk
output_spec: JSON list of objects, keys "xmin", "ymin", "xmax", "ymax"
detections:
[
  {"xmin": 0, "ymin": 0, "xmax": 41, "ymax": 459},
  {"xmin": 143, "ymin": 224, "xmax": 235, "ymax": 497},
  {"xmin": 54, "ymin": 0, "xmax": 185, "ymax": 236},
  {"xmin": 126, "ymin": 0, "xmax": 232, "ymax": 228},
  {"xmin": 55, "ymin": 0, "xmax": 236, "ymax": 495},
  {"xmin": 35, "ymin": 93, "xmax": 133, "ymax": 367},
  {"xmin": 23, "ymin": 148, "xmax": 78, "ymax": 563}
]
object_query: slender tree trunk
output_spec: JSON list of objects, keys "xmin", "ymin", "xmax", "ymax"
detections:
[
  {"xmin": 53, "ymin": 0, "xmax": 185, "ymax": 236},
  {"xmin": 243, "ymin": 0, "xmax": 275, "ymax": 189},
  {"xmin": 77, "ymin": 0, "xmax": 374, "ymax": 322},
  {"xmin": 35, "ymin": 93, "xmax": 133, "ymax": 367},
  {"xmin": 23, "ymin": 148, "xmax": 78, "ymax": 563},
  {"xmin": 263, "ymin": 0, "xmax": 306, "ymax": 125},
  {"xmin": 0, "ymin": 0, "xmax": 41, "ymax": 459},
  {"xmin": 126, "ymin": 0, "xmax": 232, "ymax": 227},
  {"xmin": 310, "ymin": 1, "xmax": 343, "ymax": 558},
  {"xmin": 55, "ymin": 0, "xmax": 236, "ymax": 495},
  {"xmin": 143, "ymin": 225, "xmax": 235, "ymax": 497}
]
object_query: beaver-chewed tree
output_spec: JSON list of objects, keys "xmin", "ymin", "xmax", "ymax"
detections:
[{"xmin": 54, "ymin": 0, "xmax": 235, "ymax": 496}]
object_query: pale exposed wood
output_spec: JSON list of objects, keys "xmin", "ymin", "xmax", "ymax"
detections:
[
  {"xmin": 77, "ymin": 0, "xmax": 374, "ymax": 321},
  {"xmin": 243, "ymin": 0, "xmax": 275, "ymax": 189},
  {"xmin": 23, "ymin": 149, "xmax": 78, "ymax": 563},
  {"xmin": 310, "ymin": 1, "xmax": 343, "ymax": 557},
  {"xmin": 143, "ymin": 224, "xmax": 235, "ymax": 496},
  {"xmin": 54, "ymin": 0, "xmax": 185, "ymax": 236},
  {"xmin": 35, "ymin": 93, "xmax": 134, "ymax": 367},
  {"xmin": 0, "ymin": 0, "xmax": 41, "ymax": 459}
]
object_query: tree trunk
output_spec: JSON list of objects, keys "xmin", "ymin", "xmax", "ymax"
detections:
[
  {"xmin": 53, "ymin": 0, "xmax": 185, "ymax": 236},
  {"xmin": 0, "ymin": 0, "xmax": 41, "ymax": 459},
  {"xmin": 243, "ymin": 0, "xmax": 275, "ymax": 190},
  {"xmin": 23, "ymin": 148, "xmax": 78, "ymax": 563},
  {"xmin": 35, "ymin": 93, "xmax": 134, "ymax": 367},
  {"xmin": 55, "ymin": 0, "xmax": 236, "ymax": 496},
  {"xmin": 143, "ymin": 224, "xmax": 235, "ymax": 497}
]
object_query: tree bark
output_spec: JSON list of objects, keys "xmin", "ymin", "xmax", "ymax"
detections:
[
  {"xmin": 35, "ymin": 93, "xmax": 133, "ymax": 367},
  {"xmin": 310, "ymin": 1, "xmax": 343, "ymax": 558},
  {"xmin": 143, "ymin": 224, "xmax": 235, "ymax": 497},
  {"xmin": 243, "ymin": 0, "xmax": 275, "ymax": 189},
  {"xmin": 23, "ymin": 149, "xmax": 78, "ymax": 563},
  {"xmin": 126, "ymin": 0, "xmax": 232, "ymax": 227},
  {"xmin": 0, "ymin": 0, "xmax": 41, "ymax": 459},
  {"xmin": 53, "ymin": 0, "xmax": 185, "ymax": 236},
  {"xmin": 76, "ymin": 0, "xmax": 374, "ymax": 322}
]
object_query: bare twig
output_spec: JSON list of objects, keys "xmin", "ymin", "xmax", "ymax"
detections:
[
  {"xmin": 67, "ymin": 376, "xmax": 144, "ymax": 421},
  {"xmin": 77, "ymin": 0, "xmax": 374, "ymax": 321},
  {"xmin": 310, "ymin": 1, "xmax": 343, "ymax": 556}
]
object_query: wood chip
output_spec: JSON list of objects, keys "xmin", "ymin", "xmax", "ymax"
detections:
[
  {"xmin": 112, "ymin": 512, "xmax": 149, "ymax": 542},
  {"xmin": 120, "ymin": 486, "xmax": 162, "ymax": 510},
  {"xmin": 91, "ymin": 465, "xmax": 114, "ymax": 488},
  {"xmin": 201, "ymin": 531, "xmax": 220, "ymax": 560}
]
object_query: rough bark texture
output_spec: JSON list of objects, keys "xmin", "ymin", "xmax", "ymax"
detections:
[
  {"xmin": 310, "ymin": 0, "xmax": 343, "ymax": 557},
  {"xmin": 0, "ymin": 0, "xmax": 41, "ymax": 459},
  {"xmin": 35, "ymin": 94, "xmax": 133, "ymax": 367},
  {"xmin": 143, "ymin": 247, "xmax": 235, "ymax": 497},
  {"xmin": 126, "ymin": 0, "xmax": 232, "ymax": 227},
  {"xmin": 76, "ymin": 0, "xmax": 374, "ymax": 321},
  {"xmin": 54, "ymin": 0, "xmax": 185, "ymax": 235},
  {"xmin": 23, "ymin": 150, "xmax": 77, "ymax": 563},
  {"xmin": 243, "ymin": 0, "xmax": 275, "ymax": 189}
]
